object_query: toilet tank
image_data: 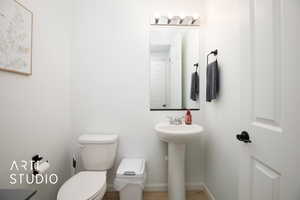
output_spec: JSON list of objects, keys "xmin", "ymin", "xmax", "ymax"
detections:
[{"xmin": 78, "ymin": 134, "xmax": 118, "ymax": 171}]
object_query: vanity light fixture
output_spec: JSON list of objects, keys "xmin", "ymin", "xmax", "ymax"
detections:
[
  {"xmin": 153, "ymin": 13, "xmax": 160, "ymax": 24},
  {"xmin": 151, "ymin": 13, "xmax": 200, "ymax": 26},
  {"xmin": 169, "ymin": 16, "xmax": 181, "ymax": 25}
]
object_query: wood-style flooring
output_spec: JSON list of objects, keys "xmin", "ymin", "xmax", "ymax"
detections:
[{"xmin": 103, "ymin": 191, "xmax": 209, "ymax": 200}]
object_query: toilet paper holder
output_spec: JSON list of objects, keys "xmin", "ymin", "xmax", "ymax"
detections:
[{"xmin": 32, "ymin": 154, "xmax": 48, "ymax": 175}]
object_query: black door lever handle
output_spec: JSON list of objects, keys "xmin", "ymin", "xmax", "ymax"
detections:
[{"xmin": 236, "ymin": 131, "xmax": 252, "ymax": 143}]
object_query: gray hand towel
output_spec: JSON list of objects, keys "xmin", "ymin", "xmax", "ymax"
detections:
[
  {"xmin": 190, "ymin": 71, "xmax": 199, "ymax": 101},
  {"xmin": 206, "ymin": 60, "xmax": 219, "ymax": 102}
]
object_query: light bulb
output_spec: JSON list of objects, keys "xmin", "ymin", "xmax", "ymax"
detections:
[
  {"xmin": 154, "ymin": 13, "xmax": 160, "ymax": 19},
  {"xmin": 167, "ymin": 13, "xmax": 173, "ymax": 19},
  {"xmin": 180, "ymin": 13, "xmax": 185, "ymax": 19},
  {"xmin": 193, "ymin": 13, "xmax": 200, "ymax": 20}
]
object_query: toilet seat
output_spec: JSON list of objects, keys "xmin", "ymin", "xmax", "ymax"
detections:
[{"xmin": 57, "ymin": 171, "xmax": 106, "ymax": 200}]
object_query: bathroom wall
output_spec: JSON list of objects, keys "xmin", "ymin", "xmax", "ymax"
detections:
[
  {"xmin": 71, "ymin": 0, "xmax": 207, "ymax": 190},
  {"xmin": 203, "ymin": 0, "xmax": 241, "ymax": 199},
  {"xmin": 0, "ymin": 0, "xmax": 72, "ymax": 199}
]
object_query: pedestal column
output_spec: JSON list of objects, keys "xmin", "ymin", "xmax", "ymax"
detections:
[{"xmin": 168, "ymin": 143, "xmax": 186, "ymax": 200}]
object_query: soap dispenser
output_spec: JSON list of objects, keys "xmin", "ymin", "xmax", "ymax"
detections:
[{"xmin": 185, "ymin": 110, "xmax": 192, "ymax": 125}]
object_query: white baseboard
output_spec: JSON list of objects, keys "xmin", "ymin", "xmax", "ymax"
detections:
[
  {"xmin": 185, "ymin": 182, "xmax": 204, "ymax": 191},
  {"xmin": 108, "ymin": 182, "xmax": 204, "ymax": 192},
  {"xmin": 144, "ymin": 183, "xmax": 167, "ymax": 191},
  {"xmin": 144, "ymin": 182, "xmax": 204, "ymax": 192},
  {"xmin": 202, "ymin": 184, "xmax": 216, "ymax": 200}
]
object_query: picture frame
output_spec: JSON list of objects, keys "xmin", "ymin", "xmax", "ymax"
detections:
[{"xmin": 0, "ymin": 0, "xmax": 33, "ymax": 75}]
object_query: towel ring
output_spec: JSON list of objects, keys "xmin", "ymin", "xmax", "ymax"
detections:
[
  {"xmin": 207, "ymin": 49, "xmax": 218, "ymax": 66},
  {"xmin": 194, "ymin": 63, "xmax": 199, "ymax": 72}
]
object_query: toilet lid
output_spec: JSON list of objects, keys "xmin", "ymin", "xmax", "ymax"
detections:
[{"xmin": 57, "ymin": 171, "xmax": 106, "ymax": 200}]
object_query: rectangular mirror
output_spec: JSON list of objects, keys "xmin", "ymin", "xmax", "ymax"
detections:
[{"xmin": 150, "ymin": 27, "xmax": 200, "ymax": 110}]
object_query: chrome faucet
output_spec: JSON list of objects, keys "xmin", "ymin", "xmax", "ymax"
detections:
[{"xmin": 167, "ymin": 116, "xmax": 184, "ymax": 125}]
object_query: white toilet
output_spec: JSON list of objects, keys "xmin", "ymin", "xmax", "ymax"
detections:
[{"xmin": 57, "ymin": 134, "xmax": 118, "ymax": 200}]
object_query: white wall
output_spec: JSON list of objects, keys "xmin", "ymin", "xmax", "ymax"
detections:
[
  {"xmin": 203, "ymin": 0, "xmax": 241, "ymax": 199},
  {"xmin": 71, "ymin": 0, "xmax": 206, "ymax": 189},
  {"xmin": 0, "ymin": 0, "xmax": 72, "ymax": 199}
]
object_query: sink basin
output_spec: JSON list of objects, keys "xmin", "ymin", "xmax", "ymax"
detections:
[
  {"xmin": 155, "ymin": 122, "xmax": 205, "ymax": 200},
  {"xmin": 155, "ymin": 122, "xmax": 204, "ymax": 143}
]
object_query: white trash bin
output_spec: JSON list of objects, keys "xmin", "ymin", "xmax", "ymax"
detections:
[{"xmin": 114, "ymin": 158, "xmax": 146, "ymax": 200}]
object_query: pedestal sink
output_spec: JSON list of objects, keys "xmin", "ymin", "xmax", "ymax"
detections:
[{"xmin": 155, "ymin": 122, "xmax": 204, "ymax": 200}]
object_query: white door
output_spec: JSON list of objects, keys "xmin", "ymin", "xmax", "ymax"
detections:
[
  {"xmin": 239, "ymin": 0, "xmax": 300, "ymax": 200},
  {"xmin": 150, "ymin": 58, "xmax": 167, "ymax": 109}
]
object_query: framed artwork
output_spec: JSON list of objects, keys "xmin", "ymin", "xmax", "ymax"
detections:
[{"xmin": 0, "ymin": 0, "xmax": 33, "ymax": 75}]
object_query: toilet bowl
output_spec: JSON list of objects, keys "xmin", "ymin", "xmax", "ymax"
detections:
[
  {"xmin": 57, "ymin": 171, "xmax": 106, "ymax": 200},
  {"xmin": 57, "ymin": 134, "xmax": 118, "ymax": 200}
]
